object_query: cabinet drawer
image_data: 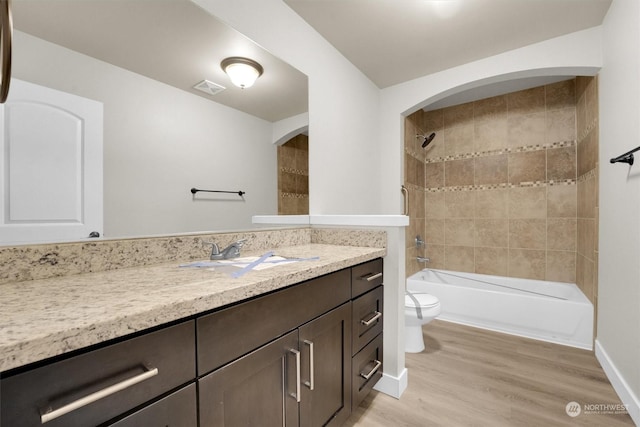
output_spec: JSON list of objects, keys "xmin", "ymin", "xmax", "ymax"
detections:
[
  {"xmin": 197, "ymin": 269, "xmax": 350, "ymax": 375},
  {"xmin": 1, "ymin": 321, "xmax": 195, "ymax": 427},
  {"xmin": 351, "ymin": 258, "xmax": 383, "ymax": 298},
  {"xmin": 108, "ymin": 383, "xmax": 197, "ymax": 427},
  {"xmin": 352, "ymin": 286, "xmax": 383, "ymax": 355},
  {"xmin": 352, "ymin": 333, "xmax": 383, "ymax": 410}
]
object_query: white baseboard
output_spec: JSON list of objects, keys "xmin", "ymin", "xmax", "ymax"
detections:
[
  {"xmin": 373, "ymin": 368, "xmax": 408, "ymax": 399},
  {"xmin": 595, "ymin": 339, "xmax": 640, "ymax": 426}
]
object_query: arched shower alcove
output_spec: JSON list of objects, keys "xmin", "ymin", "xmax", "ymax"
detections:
[
  {"xmin": 402, "ymin": 72, "xmax": 600, "ymax": 332},
  {"xmin": 272, "ymin": 113, "xmax": 310, "ymax": 215}
]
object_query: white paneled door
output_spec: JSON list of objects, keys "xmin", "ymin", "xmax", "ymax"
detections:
[{"xmin": 0, "ymin": 79, "xmax": 103, "ymax": 244}]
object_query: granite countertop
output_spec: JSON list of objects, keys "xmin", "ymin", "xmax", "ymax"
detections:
[{"xmin": 0, "ymin": 243, "xmax": 385, "ymax": 373}]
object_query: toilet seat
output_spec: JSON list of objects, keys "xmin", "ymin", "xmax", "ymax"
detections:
[{"xmin": 405, "ymin": 292, "xmax": 439, "ymax": 308}]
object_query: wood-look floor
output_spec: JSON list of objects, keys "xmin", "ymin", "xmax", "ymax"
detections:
[{"xmin": 345, "ymin": 320, "xmax": 635, "ymax": 427}]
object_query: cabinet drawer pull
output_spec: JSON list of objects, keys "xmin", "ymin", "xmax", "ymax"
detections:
[
  {"xmin": 289, "ymin": 349, "xmax": 301, "ymax": 403},
  {"xmin": 360, "ymin": 311, "xmax": 382, "ymax": 326},
  {"xmin": 360, "ymin": 360, "xmax": 382, "ymax": 380},
  {"xmin": 360, "ymin": 272, "xmax": 382, "ymax": 282},
  {"xmin": 40, "ymin": 366, "xmax": 158, "ymax": 424},
  {"xmin": 303, "ymin": 340, "xmax": 314, "ymax": 390}
]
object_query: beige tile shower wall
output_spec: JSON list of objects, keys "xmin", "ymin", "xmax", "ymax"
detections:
[
  {"xmin": 576, "ymin": 76, "xmax": 599, "ymax": 307},
  {"xmin": 277, "ymin": 134, "xmax": 309, "ymax": 215},
  {"xmin": 410, "ymin": 80, "xmax": 581, "ymax": 282}
]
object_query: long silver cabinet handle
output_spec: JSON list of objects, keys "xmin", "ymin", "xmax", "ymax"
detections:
[
  {"xmin": 289, "ymin": 349, "xmax": 301, "ymax": 403},
  {"xmin": 303, "ymin": 340, "xmax": 314, "ymax": 390},
  {"xmin": 360, "ymin": 360, "xmax": 382, "ymax": 380},
  {"xmin": 361, "ymin": 311, "xmax": 382, "ymax": 326},
  {"xmin": 40, "ymin": 366, "xmax": 158, "ymax": 424},
  {"xmin": 360, "ymin": 272, "xmax": 382, "ymax": 282}
]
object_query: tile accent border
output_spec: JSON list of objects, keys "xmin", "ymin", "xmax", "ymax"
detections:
[
  {"xmin": 425, "ymin": 180, "xmax": 576, "ymax": 193},
  {"xmin": 279, "ymin": 192, "xmax": 309, "ymax": 199},
  {"xmin": 279, "ymin": 167, "xmax": 308, "ymax": 176},
  {"xmin": 425, "ymin": 140, "xmax": 576, "ymax": 164}
]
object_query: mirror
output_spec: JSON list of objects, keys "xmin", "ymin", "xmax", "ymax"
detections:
[{"xmin": 4, "ymin": 0, "xmax": 308, "ymax": 245}]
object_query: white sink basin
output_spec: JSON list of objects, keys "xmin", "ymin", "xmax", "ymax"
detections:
[
  {"xmin": 180, "ymin": 254, "xmax": 319, "ymax": 277},
  {"xmin": 210, "ymin": 256, "xmax": 295, "ymax": 270}
]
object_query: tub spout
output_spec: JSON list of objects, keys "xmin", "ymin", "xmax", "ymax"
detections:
[{"xmin": 417, "ymin": 256, "xmax": 430, "ymax": 263}]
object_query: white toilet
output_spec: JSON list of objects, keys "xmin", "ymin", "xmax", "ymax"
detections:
[{"xmin": 404, "ymin": 291, "xmax": 441, "ymax": 353}]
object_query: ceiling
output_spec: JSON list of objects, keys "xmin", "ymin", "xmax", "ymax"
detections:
[
  {"xmin": 11, "ymin": 0, "xmax": 308, "ymax": 122},
  {"xmin": 284, "ymin": 0, "xmax": 612, "ymax": 89},
  {"xmin": 11, "ymin": 0, "xmax": 613, "ymax": 120}
]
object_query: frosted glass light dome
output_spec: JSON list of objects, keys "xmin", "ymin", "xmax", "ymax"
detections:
[{"xmin": 221, "ymin": 57, "xmax": 264, "ymax": 89}]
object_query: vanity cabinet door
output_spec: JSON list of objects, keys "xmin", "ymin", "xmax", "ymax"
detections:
[
  {"xmin": 298, "ymin": 303, "xmax": 352, "ymax": 427},
  {"xmin": 199, "ymin": 331, "xmax": 300, "ymax": 427}
]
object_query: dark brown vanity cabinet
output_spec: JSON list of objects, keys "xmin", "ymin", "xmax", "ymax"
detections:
[
  {"xmin": 197, "ymin": 269, "xmax": 353, "ymax": 427},
  {"xmin": 0, "ymin": 258, "xmax": 383, "ymax": 427},
  {"xmin": 199, "ymin": 304, "xmax": 352, "ymax": 427}
]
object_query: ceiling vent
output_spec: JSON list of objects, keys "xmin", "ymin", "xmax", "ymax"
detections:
[{"xmin": 193, "ymin": 80, "xmax": 226, "ymax": 96}]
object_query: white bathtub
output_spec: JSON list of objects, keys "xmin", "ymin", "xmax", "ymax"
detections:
[{"xmin": 407, "ymin": 269, "xmax": 594, "ymax": 350}]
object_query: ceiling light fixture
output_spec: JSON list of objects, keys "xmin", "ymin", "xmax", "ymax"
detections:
[{"xmin": 220, "ymin": 57, "xmax": 263, "ymax": 89}]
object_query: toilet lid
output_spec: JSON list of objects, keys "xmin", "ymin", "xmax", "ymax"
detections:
[{"xmin": 405, "ymin": 292, "xmax": 439, "ymax": 308}]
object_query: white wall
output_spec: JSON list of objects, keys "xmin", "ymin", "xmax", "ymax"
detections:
[
  {"xmin": 13, "ymin": 31, "xmax": 276, "ymax": 238},
  {"xmin": 194, "ymin": 0, "xmax": 381, "ymax": 215},
  {"xmin": 598, "ymin": 0, "xmax": 640, "ymax": 423}
]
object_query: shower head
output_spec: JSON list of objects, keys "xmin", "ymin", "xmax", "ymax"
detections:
[{"xmin": 417, "ymin": 132, "xmax": 436, "ymax": 148}]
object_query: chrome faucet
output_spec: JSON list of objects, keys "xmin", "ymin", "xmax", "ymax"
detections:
[
  {"xmin": 205, "ymin": 239, "xmax": 247, "ymax": 260},
  {"xmin": 416, "ymin": 235, "xmax": 429, "ymax": 263}
]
